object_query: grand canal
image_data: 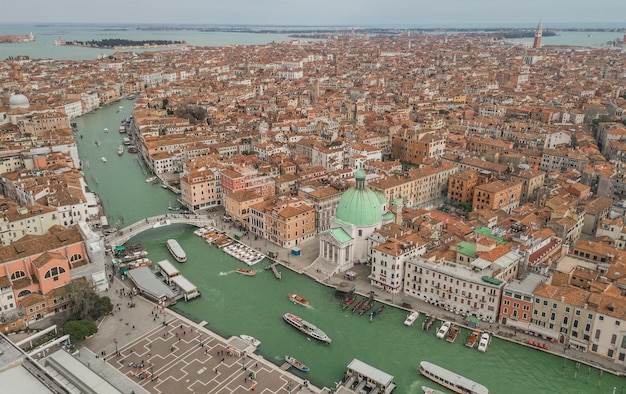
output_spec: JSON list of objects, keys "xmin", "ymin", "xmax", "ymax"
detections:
[{"xmin": 74, "ymin": 100, "xmax": 625, "ymax": 394}]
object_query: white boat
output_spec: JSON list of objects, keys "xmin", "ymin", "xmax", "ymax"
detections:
[
  {"xmin": 240, "ymin": 335, "xmax": 261, "ymax": 347},
  {"xmin": 100, "ymin": 157, "xmax": 107, "ymax": 163},
  {"xmin": 117, "ymin": 145, "xmax": 124, "ymax": 156},
  {"xmin": 477, "ymin": 333, "xmax": 490, "ymax": 352},
  {"xmin": 422, "ymin": 386, "xmax": 447, "ymax": 394},
  {"xmin": 404, "ymin": 311, "xmax": 420, "ymax": 326},
  {"xmin": 123, "ymin": 137, "xmax": 131, "ymax": 145},
  {"xmin": 436, "ymin": 321, "xmax": 451, "ymax": 339},
  {"xmin": 282, "ymin": 313, "xmax": 331, "ymax": 344},
  {"xmin": 104, "ymin": 127, "xmax": 109, "ymax": 133},
  {"xmin": 166, "ymin": 239, "xmax": 187, "ymax": 263},
  {"xmin": 419, "ymin": 361, "xmax": 489, "ymax": 394},
  {"xmin": 146, "ymin": 176, "xmax": 157, "ymax": 183},
  {"xmin": 285, "ymin": 355, "xmax": 310, "ymax": 372}
]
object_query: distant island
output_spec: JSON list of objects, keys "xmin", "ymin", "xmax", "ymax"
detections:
[
  {"xmin": 0, "ymin": 33, "xmax": 35, "ymax": 44},
  {"xmin": 57, "ymin": 38, "xmax": 186, "ymax": 49}
]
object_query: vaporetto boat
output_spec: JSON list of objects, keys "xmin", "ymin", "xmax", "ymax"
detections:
[
  {"xmin": 282, "ymin": 313, "xmax": 331, "ymax": 344},
  {"xmin": 166, "ymin": 239, "xmax": 187, "ymax": 263},
  {"xmin": 419, "ymin": 361, "xmax": 489, "ymax": 394}
]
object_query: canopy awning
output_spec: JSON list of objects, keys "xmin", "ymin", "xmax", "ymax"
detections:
[
  {"xmin": 506, "ymin": 320, "xmax": 559, "ymax": 339},
  {"xmin": 234, "ymin": 232, "xmax": 243, "ymax": 238},
  {"xmin": 268, "ymin": 248, "xmax": 276, "ymax": 253}
]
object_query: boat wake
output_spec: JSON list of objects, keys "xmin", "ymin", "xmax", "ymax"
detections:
[{"xmin": 218, "ymin": 271, "xmax": 234, "ymax": 276}]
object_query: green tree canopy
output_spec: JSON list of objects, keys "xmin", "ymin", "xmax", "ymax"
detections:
[{"xmin": 63, "ymin": 319, "xmax": 98, "ymax": 341}]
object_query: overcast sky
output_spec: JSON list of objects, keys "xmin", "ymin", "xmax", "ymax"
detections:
[{"xmin": 3, "ymin": 0, "xmax": 626, "ymax": 26}]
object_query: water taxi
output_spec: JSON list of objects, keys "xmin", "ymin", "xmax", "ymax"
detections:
[
  {"xmin": 236, "ymin": 268, "xmax": 256, "ymax": 276},
  {"xmin": 240, "ymin": 335, "xmax": 261, "ymax": 347},
  {"xmin": 446, "ymin": 324, "xmax": 459, "ymax": 343},
  {"xmin": 117, "ymin": 145, "xmax": 124, "ymax": 156},
  {"xmin": 100, "ymin": 157, "xmax": 107, "ymax": 163},
  {"xmin": 436, "ymin": 321, "xmax": 451, "ymax": 339},
  {"xmin": 166, "ymin": 239, "xmax": 187, "ymax": 262},
  {"xmin": 404, "ymin": 311, "xmax": 420, "ymax": 326},
  {"xmin": 477, "ymin": 333, "xmax": 490, "ymax": 353},
  {"xmin": 289, "ymin": 294, "xmax": 309, "ymax": 307},
  {"xmin": 282, "ymin": 312, "xmax": 331, "ymax": 344},
  {"xmin": 465, "ymin": 330, "xmax": 480, "ymax": 348},
  {"xmin": 123, "ymin": 137, "xmax": 132, "ymax": 145},
  {"xmin": 419, "ymin": 361, "xmax": 489, "ymax": 394},
  {"xmin": 285, "ymin": 355, "xmax": 310, "ymax": 372},
  {"xmin": 145, "ymin": 176, "xmax": 157, "ymax": 183}
]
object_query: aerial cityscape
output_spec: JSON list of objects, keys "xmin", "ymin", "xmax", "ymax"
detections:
[{"xmin": 1, "ymin": 4, "xmax": 626, "ymax": 394}]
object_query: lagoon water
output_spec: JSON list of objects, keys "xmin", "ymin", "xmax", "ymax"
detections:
[
  {"xmin": 71, "ymin": 94, "xmax": 626, "ymax": 394},
  {"xmin": 1, "ymin": 23, "xmax": 623, "ymax": 61}
]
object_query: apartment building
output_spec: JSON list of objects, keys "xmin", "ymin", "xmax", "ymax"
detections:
[
  {"xmin": 0, "ymin": 199, "xmax": 59, "ymax": 246},
  {"xmin": 370, "ymin": 232, "xmax": 425, "ymax": 293},
  {"xmin": 248, "ymin": 197, "xmax": 315, "ymax": 248},
  {"xmin": 298, "ymin": 185, "xmax": 343, "ymax": 233},
  {"xmin": 472, "ymin": 179, "xmax": 523, "ymax": 213},
  {"xmin": 391, "ymin": 130, "xmax": 446, "ymax": 165},
  {"xmin": 224, "ymin": 190, "xmax": 264, "ymax": 230},
  {"xmin": 404, "ymin": 257, "xmax": 505, "ymax": 323},
  {"xmin": 179, "ymin": 167, "xmax": 220, "ymax": 210},
  {"xmin": 447, "ymin": 168, "xmax": 481, "ymax": 205}
]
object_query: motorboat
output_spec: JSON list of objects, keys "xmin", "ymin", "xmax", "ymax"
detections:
[
  {"xmin": 240, "ymin": 335, "xmax": 261, "ymax": 347},
  {"xmin": 465, "ymin": 330, "xmax": 481, "ymax": 348},
  {"xmin": 289, "ymin": 294, "xmax": 309, "ymax": 307},
  {"xmin": 436, "ymin": 321, "xmax": 451, "ymax": 339},
  {"xmin": 446, "ymin": 324, "xmax": 459, "ymax": 343},
  {"xmin": 236, "ymin": 268, "xmax": 256, "ymax": 276},
  {"xmin": 117, "ymin": 145, "xmax": 124, "ymax": 156},
  {"xmin": 419, "ymin": 361, "xmax": 489, "ymax": 394},
  {"xmin": 285, "ymin": 355, "xmax": 309, "ymax": 372},
  {"xmin": 404, "ymin": 311, "xmax": 420, "ymax": 326},
  {"xmin": 282, "ymin": 312, "xmax": 331, "ymax": 344},
  {"xmin": 100, "ymin": 157, "xmax": 107, "ymax": 163},
  {"xmin": 477, "ymin": 333, "xmax": 490, "ymax": 352}
]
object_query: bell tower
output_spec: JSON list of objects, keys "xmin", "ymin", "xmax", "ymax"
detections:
[{"xmin": 533, "ymin": 20, "xmax": 543, "ymax": 49}]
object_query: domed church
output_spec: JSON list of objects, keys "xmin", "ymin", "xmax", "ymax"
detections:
[{"xmin": 318, "ymin": 168, "xmax": 392, "ymax": 272}]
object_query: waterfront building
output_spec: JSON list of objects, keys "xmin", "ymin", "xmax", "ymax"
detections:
[
  {"xmin": 588, "ymin": 294, "xmax": 626, "ymax": 366},
  {"xmin": 370, "ymin": 226, "xmax": 425, "ymax": 293},
  {"xmin": 179, "ymin": 166, "xmax": 221, "ymax": 210},
  {"xmin": 317, "ymin": 168, "xmax": 388, "ymax": 272},
  {"xmin": 224, "ymin": 190, "xmax": 264, "ymax": 229},
  {"xmin": 403, "ymin": 256, "xmax": 506, "ymax": 323},
  {"xmin": 248, "ymin": 196, "xmax": 315, "ymax": 248},
  {"xmin": 499, "ymin": 272, "xmax": 548, "ymax": 327}
]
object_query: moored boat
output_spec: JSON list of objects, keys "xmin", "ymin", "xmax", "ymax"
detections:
[
  {"xmin": 436, "ymin": 321, "xmax": 451, "ymax": 339},
  {"xmin": 351, "ymin": 299, "xmax": 364, "ymax": 312},
  {"xmin": 166, "ymin": 239, "xmax": 187, "ymax": 262},
  {"xmin": 289, "ymin": 294, "xmax": 309, "ymax": 307},
  {"xmin": 446, "ymin": 324, "xmax": 459, "ymax": 343},
  {"xmin": 100, "ymin": 157, "xmax": 107, "ymax": 163},
  {"xmin": 423, "ymin": 314, "xmax": 436, "ymax": 331},
  {"xmin": 128, "ymin": 146, "xmax": 138, "ymax": 153},
  {"xmin": 240, "ymin": 335, "xmax": 261, "ymax": 347},
  {"xmin": 285, "ymin": 355, "xmax": 309, "ymax": 372},
  {"xmin": 419, "ymin": 361, "xmax": 489, "ymax": 394},
  {"xmin": 282, "ymin": 312, "xmax": 331, "ymax": 344},
  {"xmin": 117, "ymin": 145, "xmax": 124, "ymax": 156},
  {"xmin": 477, "ymin": 333, "xmax": 490, "ymax": 353},
  {"xmin": 342, "ymin": 295, "xmax": 356, "ymax": 309},
  {"xmin": 236, "ymin": 268, "xmax": 256, "ymax": 276},
  {"xmin": 465, "ymin": 330, "xmax": 481, "ymax": 348},
  {"xmin": 404, "ymin": 311, "xmax": 420, "ymax": 326}
]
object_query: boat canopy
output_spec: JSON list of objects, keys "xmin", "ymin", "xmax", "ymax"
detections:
[
  {"xmin": 171, "ymin": 275, "xmax": 197, "ymax": 293},
  {"xmin": 347, "ymin": 359, "xmax": 394, "ymax": 387},
  {"xmin": 157, "ymin": 259, "xmax": 180, "ymax": 279},
  {"xmin": 126, "ymin": 267, "xmax": 176, "ymax": 301},
  {"xmin": 234, "ymin": 232, "xmax": 243, "ymax": 239}
]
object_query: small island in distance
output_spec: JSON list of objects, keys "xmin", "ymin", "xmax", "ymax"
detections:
[{"xmin": 55, "ymin": 38, "xmax": 186, "ymax": 49}]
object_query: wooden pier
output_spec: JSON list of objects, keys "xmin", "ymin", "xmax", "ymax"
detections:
[{"xmin": 265, "ymin": 262, "xmax": 282, "ymax": 279}]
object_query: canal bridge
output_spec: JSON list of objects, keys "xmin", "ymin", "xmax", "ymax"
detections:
[{"xmin": 104, "ymin": 213, "xmax": 216, "ymax": 247}]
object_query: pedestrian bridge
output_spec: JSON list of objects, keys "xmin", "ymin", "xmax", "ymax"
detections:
[{"xmin": 104, "ymin": 213, "xmax": 216, "ymax": 247}]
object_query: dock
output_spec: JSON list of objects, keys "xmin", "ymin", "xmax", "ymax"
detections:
[{"xmin": 265, "ymin": 262, "xmax": 282, "ymax": 279}]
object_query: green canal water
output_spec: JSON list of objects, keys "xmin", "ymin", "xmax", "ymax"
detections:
[{"xmin": 74, "ymin": 103, "xmax": 625, "ymax": 393}]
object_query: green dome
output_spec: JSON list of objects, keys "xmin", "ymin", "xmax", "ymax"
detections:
[{"xmin": 335, "ymin": 170, "xmax": 383, "ymax": 226}]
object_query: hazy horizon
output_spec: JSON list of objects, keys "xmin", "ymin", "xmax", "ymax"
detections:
[{"xmin": 3, "ymin": 0, "xmax": 626, "ymax": 27}]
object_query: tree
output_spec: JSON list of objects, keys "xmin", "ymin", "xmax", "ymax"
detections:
[
  {"xmin": 64, "ymin": 279, "xmax": 99, "ymax": 320},
  {"xmin": 63, "ymin": 319, "xmax": 97, "ymax": 341},
  {"xmin": 93, "ymin": 296, "xmax": 113, "ymax": 318}
]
